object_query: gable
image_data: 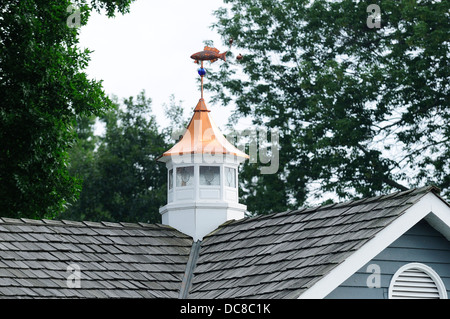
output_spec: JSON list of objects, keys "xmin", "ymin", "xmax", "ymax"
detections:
[
  {"xmin": 188, "ymin": 186, "xmax": 446, "ymax": 299},
  {"xmin": 299, "ymin": 190, "xmax": 450, "ymax": 298},
  {"xmin": 325, "ymin": 220, "xmax": 450, "ymax": 299},
  {"xmin": 0, "ymin": 186, "xmax": 448, "ymax": 299}
]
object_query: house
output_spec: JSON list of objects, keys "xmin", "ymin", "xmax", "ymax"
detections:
[
  {"xmin": 188, "ymin": 185, "xmax": 450, "ymax": 299},
  {"xmin": 1, "ymin": 60, "xmax": 449, "ymax": 299},
  {"xmin": 0, "ymin": 98, "xmax": 449, "ymax": 299},
  {"xmin": 0, "ymin": 185, "xmax": 448, "ymax": 299}
]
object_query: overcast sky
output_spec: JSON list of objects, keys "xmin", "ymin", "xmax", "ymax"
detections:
[
  {"xmin": 79, "ymin": 0, "xmax": 234, "ymax": 130},
  {"xmin": 78, "ymin": 1, "xmax": 337, "ymax": 205}
]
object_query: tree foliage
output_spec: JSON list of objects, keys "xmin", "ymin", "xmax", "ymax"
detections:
[
  {"xmin": 0, "ymin": 0, "xmax": 135, "ymax": 219},
  {"xmin": 206, "ymin": 0, "xmax": 450, "ymax": 214},
  {"xmin": 62, "ymin": 91, "xmax": 169, "ymax": 223},
  {"xmin": 162, "ymin": 94, "xmax": 189, "ymax": 142}
]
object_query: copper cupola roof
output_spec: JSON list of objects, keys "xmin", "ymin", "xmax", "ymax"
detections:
[{"xmin": 159, "ymin": 98, "xmax": 249, "ymax": 160}]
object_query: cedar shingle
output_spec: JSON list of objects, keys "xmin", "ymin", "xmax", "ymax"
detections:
[
  {"xmin": 188, "ymin": 186, "xmax": 436, "ymax": 298},
  {"xmin": 0, "ymin": 185, "xmax": 440, "ymax": 299},
  {"xmin": 0, "ymin": 218, "xmax": 192, "ymax": 298}
]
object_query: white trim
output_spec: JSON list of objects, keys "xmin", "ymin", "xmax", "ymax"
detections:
[
  {"xmin": 388, "ymin": 263, "xmax": 448, "ymax": 299},
  {"xmin": 424, "ymin": 195, "xmax": 450, "ymax": 240},
  {"xmin": 299, "ymin": 192, "xmax": 450, "ymax": 299},
  {"xmin": 159, "ymin": 201, "xmax": 247, "ymax": 213}
]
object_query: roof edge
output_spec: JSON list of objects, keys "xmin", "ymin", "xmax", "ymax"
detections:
[
  {"xmin": 0, "ymin": 217, "xmax": 188, "ymax": 234},
  {"xmin": 298, "ymin": 190, "xmax": 450, "ymax": 299},
  {"xmin": 204, "ymin": 186, "xmax": 442, "ymax": 236}
]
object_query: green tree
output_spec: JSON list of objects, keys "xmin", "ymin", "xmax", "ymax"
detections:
[
  {"xmin": 63, "ymin": 91, "xmax": 168, "ymax": 223},
  {"xmin": 206, "ymin": 0, "xmax": 450, "ymax": 214},
  {"xmin": 0, "ymin": 0, "xmax": 135, "ymax": 219},
  {"xmin": 162, "ymin": 94, "xmax": 189, "ymax": 143}
]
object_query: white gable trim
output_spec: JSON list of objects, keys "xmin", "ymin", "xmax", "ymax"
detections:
[{"xmin": 299, "ymin": 192, "xmax": 450, "ymax": 299}]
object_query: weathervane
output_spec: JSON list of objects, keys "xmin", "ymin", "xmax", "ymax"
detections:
[{"xmin": 190, "ymin": 39, "xmax": 242, "ymax": 99}]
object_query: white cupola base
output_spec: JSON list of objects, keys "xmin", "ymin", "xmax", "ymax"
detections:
[{"xmin": 160, "ymin": 201, "xmax": 246, "ymax": 241}]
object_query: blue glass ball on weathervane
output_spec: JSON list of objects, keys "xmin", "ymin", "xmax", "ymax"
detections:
[{"xmin": 198, "ymin": 68, "xmax": 206, "ymax": 76}]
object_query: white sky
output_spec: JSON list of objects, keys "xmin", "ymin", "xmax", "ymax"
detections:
[
  {"xmin": 77, "ymin": 0, "xmax": 341, "ymax": 205},
  {"xmin": 79, "ymin": 0, "xmax": 234, "ymax": 130}
]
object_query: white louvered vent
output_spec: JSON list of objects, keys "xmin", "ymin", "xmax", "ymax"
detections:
[{"xmin": 389, "ymin": 263, "xmax": 447, "ymax": 299}]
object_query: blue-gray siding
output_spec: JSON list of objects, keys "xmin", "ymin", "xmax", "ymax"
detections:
[{"xmin": 325, "ymin": 219, "xmax": 450, "ymax": 299}]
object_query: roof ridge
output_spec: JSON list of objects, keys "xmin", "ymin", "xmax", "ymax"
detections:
[
  {"xmin": 298, "ymin": 185, "xmax": 438, "ymax": 212},
  {"xmin": 203, "ymin": 185, "xmax": 440, "ymax": 235},
  {"xmin": 0, "ymin": 217, "xmax": 165, "ymax": 230},
  {"xmin": 0, "ymin": 186, "xmax": 439, "ymax": 233}
]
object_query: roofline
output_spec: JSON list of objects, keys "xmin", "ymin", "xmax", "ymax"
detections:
[
  {"xmin": 158, "ymin": 151, "xmax": 250, "ymax": 159},
  {"xmin": 298, "ymin": 191, "xmax": 450, "ymax": 299},
  {"xmin": 207, "ymin": 186, "xmax": 444, "ymax": 231},
  {"xmin": 0, "ymin": 217, "xmax": 187, "ymax": 234}
]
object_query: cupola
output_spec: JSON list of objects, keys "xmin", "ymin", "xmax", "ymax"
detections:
[{"xmin": 158, "ymin": 46, "xmax": 248, "ymax": 241}]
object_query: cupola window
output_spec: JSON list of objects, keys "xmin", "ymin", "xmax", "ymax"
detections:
[
  {"xmin": 168, "ymin": 169, "xmax": 173, "ymax": 190},
  {"xmin": 225, "ymin": 167, "xmax": 236, "ymax": 188},
  {"xmin": 200, "ymin": 166, "xmax": 220, "ymax": 186},
  {"xmin": 177, "ymin": 166, "xmax": 194, "ymax": 187}
]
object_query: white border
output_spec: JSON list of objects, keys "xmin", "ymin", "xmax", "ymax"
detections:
[{"xmin": 299, "ymin": 192, "xmax": 450, "ymax": 299}]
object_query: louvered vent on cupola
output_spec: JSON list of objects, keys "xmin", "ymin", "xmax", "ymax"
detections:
[{"xmin": 389, "ymin": 263, "xmax": 448, "ymax": 299}]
